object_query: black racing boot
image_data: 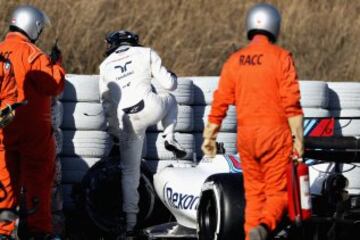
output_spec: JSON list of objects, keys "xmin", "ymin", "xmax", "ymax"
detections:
[{"xmin": 164, "ymin": 139, "xmax": 187, "ymax": 159}]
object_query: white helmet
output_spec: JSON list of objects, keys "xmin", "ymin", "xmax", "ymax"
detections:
[
  {"xmin": 246, "ymin": 3, "xmax": 281, "ymax": 42},
  {"xmin": 10, "ymin": 5, "xmax": 50, "ymax": 42}
]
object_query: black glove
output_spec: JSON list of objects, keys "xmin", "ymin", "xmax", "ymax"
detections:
[
  {"xmin": 50, "ymin": 39, "xmax": 62, "ymax": 64},
  {"xmin": 0, "ymin": 101, "xmax": 28, "ymax": 128},
  {"xmin": 0, "ymin": 106, "xmax": 15, "ymax": 128}
]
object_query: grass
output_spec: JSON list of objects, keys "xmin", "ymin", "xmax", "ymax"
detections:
[{"xmin": 0, "ymin": 0, "xmax": 359, "ymax": 81}]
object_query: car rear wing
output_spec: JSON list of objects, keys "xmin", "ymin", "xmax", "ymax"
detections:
[{"xmin": 304, "ymin": 117, "xmax": 360, "ymax": 163}]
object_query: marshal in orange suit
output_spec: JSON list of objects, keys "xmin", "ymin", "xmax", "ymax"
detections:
[
  {"xmin": 202, "ymin": 3, "xmax": 304, "ymax": 240},
  {"xmin": 0, "ymin": 5, "xmax": 65, "ymax": 239}
]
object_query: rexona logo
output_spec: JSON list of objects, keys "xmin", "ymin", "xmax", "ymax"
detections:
[{"xmin": 163, "ymin": 183, "xmax": 199, "ymax": 210}]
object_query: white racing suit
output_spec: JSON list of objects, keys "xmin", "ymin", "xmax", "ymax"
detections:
[{"xmin": 99, "ymin": 45, "xmax": 181, "ymax": 231}]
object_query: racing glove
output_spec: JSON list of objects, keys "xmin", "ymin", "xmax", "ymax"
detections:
[
  {"xmin": 0, "ymin": 108, "xmax": 15, "ymax": 128},
  {"xmin": 201, "ymin": 122, "xmax": 220, "ymax": 158},
  {"xmin": 288, "ymin": 114, "xmax": 304, "ymax": 157},
  {"xmin": 50, "ymin": 39, "xmax": 62, "ymax": 64}
]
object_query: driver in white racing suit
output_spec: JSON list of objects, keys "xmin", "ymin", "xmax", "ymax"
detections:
[{"xmin": 99, "ymin": 30, "xmax": 186, "ymax": 237}]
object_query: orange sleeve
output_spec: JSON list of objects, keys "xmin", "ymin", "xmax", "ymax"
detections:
[
  {"xmin": 29, "ymin": 53, "xmax": 65, "ymax": 96},
  {"xmin": 208, "ymin": 56, "xmax": 236, "ymax": 125},
  {"xmin": 0, "ymin": 60, "xmax": 17, "ymax": 107},
  {"xmin": 278, "ymin": 52, "xmax": 303, "ymax": 118}
]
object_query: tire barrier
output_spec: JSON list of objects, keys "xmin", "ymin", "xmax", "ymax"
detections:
[
  {"xmin": 59, "ymin": 74, "xmax": 112, "ymax": 208},
  {"xmin": 54, "ymin": 128, "xmax": 63, "ymax": 155},
  {"xmin": 60, "ymin": 74, "xmax": 100, "ymax": 102},
  {"xmin": 152, "ymin": 78, "xmax": 194, "ymax": 105},
  {"xmin": 198, "ymin": 173, "xmax": 245, "ymax": 240},
  {"xmin": 300, "ymin": 81, "xmax": 329, "ymax": 108},
  {"xmin": 147, "ymin": 105, "xmax": 194, "ymax": 132},
  {"xmin": 328, "ymin": 82, "xmax": 360, "ymax": 110},
  {"xmin": 188, "ymin": 76, "xmax": 219, "ymax": 105},
  {"xmin": 61, "ymin": 102, "xmax": 107, "ymax": 131},
  {"xmin": 61, "ymin": 130, "xmax": 112, "ymax": 158},
  {"xmin": 51, "ymin": 97, "xmax": 65, "ymax": 235},
  {"xmin": 51, "ymin": 100, "xmax": 64, "ymax": 129},
  {"xmin": 193, "ymin": 105, "xmax": 237, "ymax": 132}
]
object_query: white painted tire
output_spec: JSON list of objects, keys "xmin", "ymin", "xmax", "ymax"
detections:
[
  {"xmin": 152, "ymin": 78, "xmax": 194, "ymax": 105},
  {"xmin": 193, "ymin": 105, "xmax": 237, "ymax": 132},
  {"xmin": 299, "ymin": 81, "xmax": 329, "ymax": 108},
  {"xmin": 61, "ymin": 102, "xmax": 107, "ymax": 131},
  {"xmin": 51, "ymin": 100, "xmax": 63, "ymax": 130},
  {"xmin": 331, "ymin": 109, "xmax": 360, "ymax": 136},
  {"xmin": 54, "ymin": 128, "xmax": 63, "ymax": 155},
  {"xmin": 303, "ymin": 108, "xmax": 331, "ymax": 118},
  {"xmin": 328, "ymin": 82, "xmax": 360, "ymax": 109},
  {"xmin": 60, "ymin": 74, "xmax": 100, "ymax": 102},
  {"xmin": 194, "ymin": 133, "xmax": 237, "ymax": 160},
  {"xmin": 61, "ymin": 157, "xmax": 101, "ymax": 183},
  {"xmin": 145, "ymin": 133, "xmax": 195, "ymax": 160},
  {"xmin": 190, "ymin": 76, "xmax": 219, "ymax": 105},
  {"xmin": 147, "ymin": 105, "xmax": 194, "ymax": 132},
  {"xmin": 54, "ymin": 157, "xmax": 62, "ymax": 186},
  {"xmin": 61, "ymin": 130, "xmax": 112, "ymax": 158}
]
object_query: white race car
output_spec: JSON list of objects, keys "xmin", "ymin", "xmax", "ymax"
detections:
[
  {"xmin": 75, "ymin": 136, "xmax": 360, "ymax": 240},
  {"xmin": 143, "ymin": 137, "xmax": 360, "ymax": 240},
  {"xmin": 147, "ymin": 154, "xmax": 244, "ymax": 239}
]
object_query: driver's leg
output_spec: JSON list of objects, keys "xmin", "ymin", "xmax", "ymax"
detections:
[
  {"xmin": 142, "ymin": 92, "xmax": 186, "ymax": 158},
  {"xmin": 118, "ymin": 114, "xmax": 145, "ymax": 233},
  {"xmin": 157, "ymin": 93, "xmax": 186, "ymax": 158}
]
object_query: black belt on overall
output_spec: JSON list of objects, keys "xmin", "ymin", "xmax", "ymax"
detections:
[{"xmin": 122, "ymin": 100, "xmax": 144, "ymax": 114}]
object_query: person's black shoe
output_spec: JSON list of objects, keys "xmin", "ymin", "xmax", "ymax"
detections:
[{"xmin": 164, "ymin": 139, "xmax": 187, "ymax": 159}]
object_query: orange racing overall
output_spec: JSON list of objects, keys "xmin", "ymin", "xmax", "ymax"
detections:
[
  {"xmin": 0, "ymin": 32, "xmax": 65, "ymax": 235},
  {"xmin": 208, "ymin": 35, "xmax": 303, "ymax": 239}
]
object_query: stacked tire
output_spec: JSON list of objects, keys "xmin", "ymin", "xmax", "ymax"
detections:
[
  {"xmin": 328, "ymin": 82, "xmax": 360, "ymax": 136},
  {"xmin": 299, "ymin": 81, "xmax": 331, "ymax": 137},
  {"xmin": 51, "ymin": 97, "xmax": 65, "ymax": 234},
  {"xmin": 188, "ymin": 77, "xmax": 238, "ymax": 160},
  {"xmin": 59, "ymin": 74, "xmax": 113, "ymax": 210},
  {"xmin": 144, "ymin": 78, "xmax": 196, "ymax": 173}
]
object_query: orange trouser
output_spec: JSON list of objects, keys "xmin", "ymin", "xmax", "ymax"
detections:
[
  {"xmin": 238, "ymin": 124, "xmax": 292, "ymax": 240},
  {"xmin": 0, "ymin": 131, "xmax": 55, "ymax": 235}
]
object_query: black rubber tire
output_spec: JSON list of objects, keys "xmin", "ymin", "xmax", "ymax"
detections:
[
  {"xmin": 198, "ymin": 173, "xmax": 245, "ymax": 240},
  {"xmin": 73, "ymin": 157, "xmax": 156, "ymax": 234}
]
